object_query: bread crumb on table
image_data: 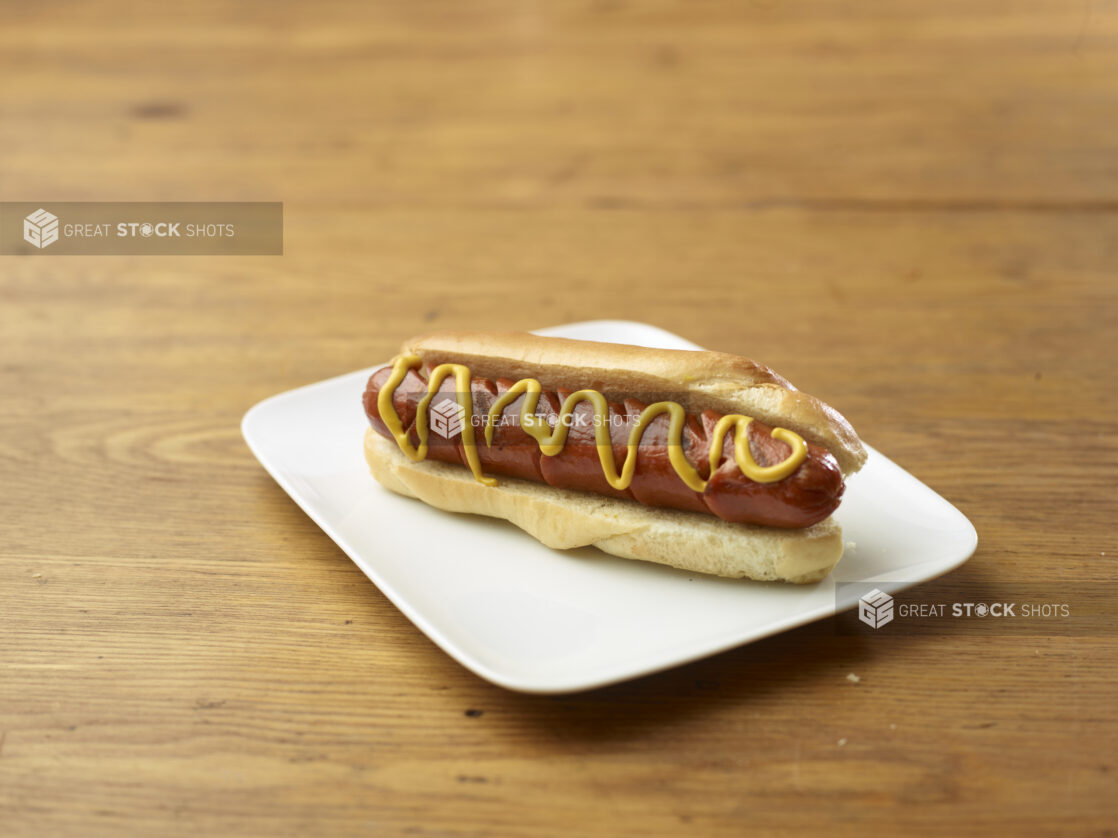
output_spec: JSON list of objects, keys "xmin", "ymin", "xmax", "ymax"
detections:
[{"xmin": 846, "ymin": 672, "xmax": 861, "ymax": 683}]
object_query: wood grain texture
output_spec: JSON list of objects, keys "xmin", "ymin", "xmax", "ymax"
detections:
[{"xmin": 1, "ymin": 1, "xmax": 1116, "ymax": 836}]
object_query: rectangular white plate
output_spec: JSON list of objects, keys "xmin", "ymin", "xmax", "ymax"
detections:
[{"xmin": 243, "ymin": 320, "xmax": 977, "ymax": 693}]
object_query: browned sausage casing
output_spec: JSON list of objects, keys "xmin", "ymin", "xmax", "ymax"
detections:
[{"xmin": 363, "ymin": 364, "xmax": 844, "ymax": 528}]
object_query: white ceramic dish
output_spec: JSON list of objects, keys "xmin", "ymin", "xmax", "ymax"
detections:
[{"xmin": 242, "ymin": 320, "xmax": 977, "ymax": 693}]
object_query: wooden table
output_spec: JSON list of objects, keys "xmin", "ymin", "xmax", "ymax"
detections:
[{"xmin": 2, "ymin": 2, "xmax": 1115, "ymax": 835}]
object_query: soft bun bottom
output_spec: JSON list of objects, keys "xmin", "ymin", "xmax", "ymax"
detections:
[{"xmin": 364, "ymin": 428, "xmax": 844, "ymax": 584}]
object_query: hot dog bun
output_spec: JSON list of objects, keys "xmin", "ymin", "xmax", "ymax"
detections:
[
  {"xmin": 365, "ymin": 429, "xmax": 844, "ymax": 583},
  {"xmin": 362, "ymin": 332, "xmax": 865, "ymax": 583}
]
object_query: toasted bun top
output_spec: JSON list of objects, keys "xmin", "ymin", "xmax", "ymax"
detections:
[{"xmin": 399, "ymin": 330, "xmax": 867, "ymax": 476}]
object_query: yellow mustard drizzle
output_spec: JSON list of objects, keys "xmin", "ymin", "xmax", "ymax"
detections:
[
  {"xmin": 378, "ymin": 354, "xmax": 807, "ymax": 491},
  {"xmin": 376, "ymin": 354, "xmax": 496, "ymax": 487},
  {"xmin": 708, "ymin": 414, "xmax": 808, "ymax": 484}
]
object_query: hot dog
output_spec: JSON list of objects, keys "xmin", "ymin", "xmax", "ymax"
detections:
[
  {"xmin": 362, "ymin": 331, "xmax": 866, "ymax": 583},
  {"xmin": 364, "ymin": 366, "xmax": 845, "ymax": 528}
]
